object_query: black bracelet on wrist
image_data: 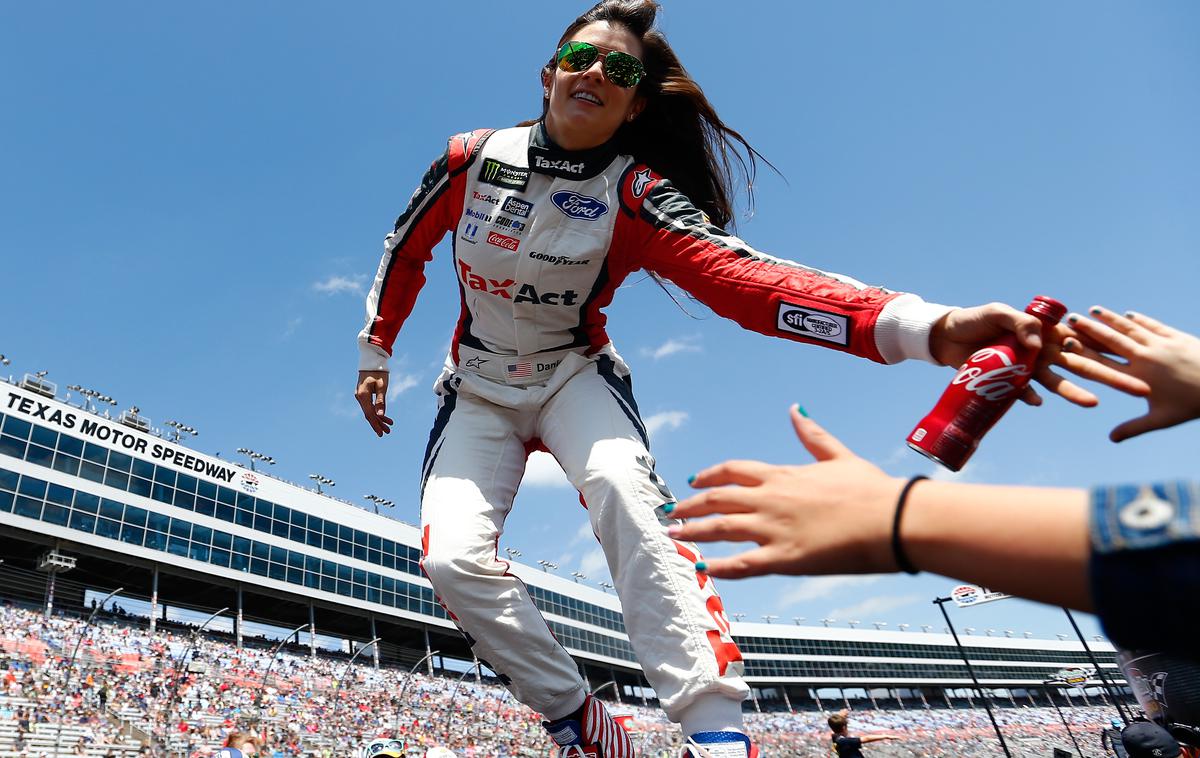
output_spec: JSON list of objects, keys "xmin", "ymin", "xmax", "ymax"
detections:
[{"xmin": 891, "ymin": 475, "xmax": 928, "ymax": 575}]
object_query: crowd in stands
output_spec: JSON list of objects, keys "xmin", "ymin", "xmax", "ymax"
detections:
[{"xmin": 0, "ymin": 601, "xmax": 1122, "ymax": 756}]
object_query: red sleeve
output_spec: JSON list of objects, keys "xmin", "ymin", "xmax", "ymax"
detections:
[
  {"xmin": 358, "ymin": 130, "xmax": 490, "ymax": 368},
  {"xmin": 616, "ymin": 164, "xmax": 902, "ymax": 364}
]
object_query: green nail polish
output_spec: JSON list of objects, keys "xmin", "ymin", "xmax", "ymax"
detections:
[
  {"xmin": 797, "ymin": 405, "xmax": 809, "ymax": 418},
  {"xmin": 1125, "ymin": 311, "xmax": 1136, "ymax": 318},
  {"xmin": 662, "ymin": 503, "xmax": 675, "ymax": 514},
  {"xmin": 1089, "ymin": 306, "xmax": 1102, "ymax": 316},
  {"xmin": 686, "ymin": 475, "xmax": 696, "ymax": 485},
  {"xmin": 1067, "ymin": 314, "xmax": 1078, "ymax": 324},
  {"xmin": 694, "ymin": 561, "xmax": 707, "ymax": 572}
]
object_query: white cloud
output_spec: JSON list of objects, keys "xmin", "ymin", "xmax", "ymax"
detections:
[
  {"xmin": 330, "ymin": 391, "xmax": 360, "ymax": 419},
  {"xmin": 828, "ymin": 594, "xmax": 921, "ymax": 620},
  {"xmin": 645, "ymin": 411, "xmax": 688, "ymax": 437},
  {"xmin": 313, "ymin": 274, "xmax": 367, "ymax": 296},
  {"xmin": 779, "ymin": 575, "xmax": 886, "ymax": 606},
  {"xmin": 283, "ymin": 316, "xmax": 302, "ymax": 338},
  {"xmin": 879, "ymin": 444, "xmax": 912, "ymax": 468},
  {"xmin": 928, "ymin": 460, "xmax": 982, "ymax": 482},
  {"xmin": 387, "ymin": 373, "xmax": 420, "ymax": 400},
  {"xmin": 570, "ymin": 521, "xmax": 594, "ymax": 545},
  {"xmin": 523, "ymin": 450, "xmax": 572, "ymax": 488},
  {"xmin": 579, "ymin": 547, "xmax": 610, "ymax": 580},
  {"xmin": 641, "ymin": 335, "xmax": 702, "ymax": 361}
]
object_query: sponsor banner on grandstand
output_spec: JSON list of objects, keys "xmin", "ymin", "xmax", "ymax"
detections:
[
  {"xmin": 950, "ymin": 584, "xmax": 1011, "ymax": 608},
  {"xmin": 1054, "ymin": 666, "xmax": 1094, "ymax": 684},
  {"xmin": 4, "ymin": 385, "xmax": 239, "ymax": 483}
]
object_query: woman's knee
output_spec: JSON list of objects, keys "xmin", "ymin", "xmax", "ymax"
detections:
[
  {"xmin": 421, "ymin": 541, "xmax": 500, "ymax": 590},
  {"xmin": 582, "ymin": 438, "xmax": 673, "ymax": 502}
]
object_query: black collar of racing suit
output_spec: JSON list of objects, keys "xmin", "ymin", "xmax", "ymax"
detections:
[{"xmin": 528, "ymin": 121, "xmax": 620, "ymax": 181}]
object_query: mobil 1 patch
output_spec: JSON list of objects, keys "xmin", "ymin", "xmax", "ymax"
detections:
[{"xmin": 777, "ymin": 302, "xmax": 850, "ymax": 346}]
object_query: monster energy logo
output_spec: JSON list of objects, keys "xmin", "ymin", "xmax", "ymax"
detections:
[{"xmin": 478, "ymin": 158, "xmax": 530, "ymax": 190}]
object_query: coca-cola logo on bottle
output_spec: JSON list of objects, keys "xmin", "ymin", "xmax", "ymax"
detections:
[{"xmin": 950, "ymin": 348, "xmax": 1032, "ymax": 402}]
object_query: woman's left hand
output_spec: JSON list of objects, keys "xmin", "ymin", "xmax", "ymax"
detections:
[
  {"xmin": 929, "ymin": 302, "xmax": 1099, "ymax": 407},
  {"xmin": 667, "ymin": 406, "xmax": 903, "ymax": 578}
]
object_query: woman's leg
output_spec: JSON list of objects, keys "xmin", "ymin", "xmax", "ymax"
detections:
[
  {"xmin": 419, "ymin": 380, "xmax": 588, "ymax": 718},
  {"xmin": 538, "ymin": 355, "xmax": 749, "ymax": 733}
]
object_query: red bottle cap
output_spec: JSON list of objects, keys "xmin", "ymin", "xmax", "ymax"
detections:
[{"xmin": 1026, "ymin": 295, "xmax": 1066, "ymax": 323}]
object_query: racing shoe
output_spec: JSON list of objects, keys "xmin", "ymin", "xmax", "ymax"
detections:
[
  {"xmin": 542, "ymin": 694, "xmax": 636, "ymax": 757},
  {"xmin": 682, "ymin": 730, "xmax": 758, "ymax": 758}
]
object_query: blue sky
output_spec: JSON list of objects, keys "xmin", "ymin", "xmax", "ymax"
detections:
[{"xmin": 2, "ymin": 1, "xmax": 1197, "ymax": 642}]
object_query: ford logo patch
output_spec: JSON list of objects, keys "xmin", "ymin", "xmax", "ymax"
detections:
[{"xmin": 551, "ymin": 190, "xmax": 608, "ymax": 221}]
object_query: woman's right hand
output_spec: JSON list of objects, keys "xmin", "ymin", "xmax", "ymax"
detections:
[
  {"xmin": 355, "ymin": 371, "xmax": 394, "ymax": 437},
  {"xmin": 1061, "ymin": 306, "xmax": 1200, "ymax": 441}
]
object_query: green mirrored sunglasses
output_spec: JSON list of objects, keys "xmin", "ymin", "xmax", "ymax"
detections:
[{"xmin": 555, "ymin": 40, "xmax": 645, "ymax": 89}]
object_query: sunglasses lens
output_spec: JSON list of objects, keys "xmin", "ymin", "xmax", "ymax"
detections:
[
  {"xmin": 557, "ymin": 42, "xmax": 598, "ymax": 73},
  {"xmin": 603, "ymin": 51, "xmax": 644, "ymax": 88}
]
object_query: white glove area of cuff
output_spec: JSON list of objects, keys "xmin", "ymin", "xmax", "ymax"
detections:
[
  {"xmin": 874, "ymin": 294, "xmax": 958, "ymax": 365},
  {"xmin": 358, "ymin": 342, "xmax": 391, "ymax": 373}
]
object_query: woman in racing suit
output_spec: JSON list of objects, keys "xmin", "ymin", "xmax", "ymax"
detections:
[{"xmin": 353, "ymin": 2, "xmax": 1092, "ymax": 756}]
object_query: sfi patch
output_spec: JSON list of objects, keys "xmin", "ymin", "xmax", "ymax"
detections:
[{"xmin": 776, "ymin": 302, "xmax": 850, "ymax": 346}]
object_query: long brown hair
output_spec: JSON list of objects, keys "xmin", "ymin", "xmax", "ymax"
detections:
[{"xmin": 530, "ymin": 0, "xmax": 772, "ymax": 230}]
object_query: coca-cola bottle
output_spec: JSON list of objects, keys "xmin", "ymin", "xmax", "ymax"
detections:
[{"xmin": 907, "ymin": 296, "xmax": 1067, "ymax": 471}]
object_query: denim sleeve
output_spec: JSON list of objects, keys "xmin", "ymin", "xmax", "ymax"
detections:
[{"xmin": 1089, "ymin": 480, "xmax": 1200, "ymax": 656}]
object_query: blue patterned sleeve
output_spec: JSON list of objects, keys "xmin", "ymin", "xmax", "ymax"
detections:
[{"xmin": 1089, "ymin": 480, "xmax": 1200, "ymax": 656}]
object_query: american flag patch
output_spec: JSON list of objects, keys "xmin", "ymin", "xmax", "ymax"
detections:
[{"xmin": 506, "ymin": 362, "xmax": 533, "ymax": 379}]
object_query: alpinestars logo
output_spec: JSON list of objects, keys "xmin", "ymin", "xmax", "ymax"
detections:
[
  {"xmin": 479, "ymin": 159, "xmax": 530, "ymax": 190},
  {"xmin": 632, "ymin": 168, "xmax": 653, "ymax": 198},
  {"xmin": 533, "ymin": 155, "xmax": 585, "ymax": 175}
]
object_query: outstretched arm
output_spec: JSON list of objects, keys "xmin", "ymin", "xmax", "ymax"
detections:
[
  {"xmin": 667, "ymin": 406, "xmax": 1092, "ymax": 609},
  {"xmin": 624, "ymin": 170, "xmax": 1099, "ymax": 406},
  {"xmin": 1059, "ymin": 306, "xmax": 1200, "ymax": 440}
]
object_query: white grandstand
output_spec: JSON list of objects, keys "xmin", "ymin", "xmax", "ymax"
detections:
[{"xmin": 0, "ymin": 373, "xmax": 1128, "ymax": 725}]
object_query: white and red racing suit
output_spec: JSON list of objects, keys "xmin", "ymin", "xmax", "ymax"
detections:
[{"xmin": 357, "ymin": 123, "xmax": 953, "ymax": 731}]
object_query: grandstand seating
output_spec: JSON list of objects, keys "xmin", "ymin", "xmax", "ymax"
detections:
[{"xmin": 0, "ymin": 602, "xmax": 1120, "ymax": 757}]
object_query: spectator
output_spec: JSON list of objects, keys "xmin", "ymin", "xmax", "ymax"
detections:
[
  {"xmin": 669, "ymin": 307, "xmax": 1200, "ymax": 659},
  {"xmin": 224, "ymin": 731, "xmax": 261, "ymax": 755},
  {"xmin": 0, "ymin": 595, "xmax": 1132, "ymax": 756},
  {"xmin": 827, "ymin": 709, "xmax": 900, "ymax": 757},
  {"xmin": 1123, "ymin": 722, "xmax": 1182, "ymax": 758},
  {"xmin": 1103, "ymin": 719, "xmax": 1131, "ymax": 758}
]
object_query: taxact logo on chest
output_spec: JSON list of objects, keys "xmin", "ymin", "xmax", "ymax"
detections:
[
  {"xmin": 458, "ymin": 261, "xmax": 578, "ymax": 305},
  {"xmin": 534, "ymin": 155, "xmax": 585, "ymax": 175}
]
